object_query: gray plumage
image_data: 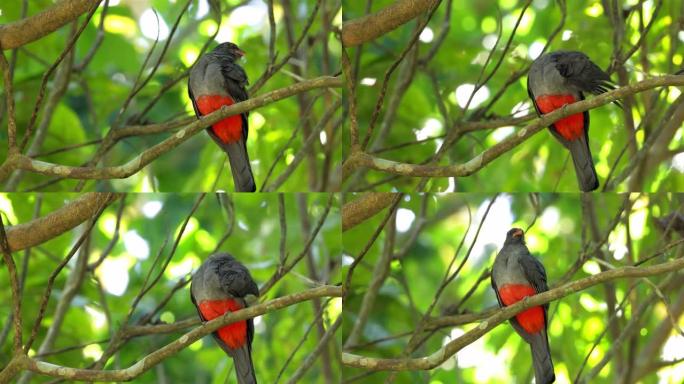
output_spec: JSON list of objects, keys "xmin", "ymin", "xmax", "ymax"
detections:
[
  {"xmin": 528, "ymin": 51, "xmax": 613, "ymax": 97},
  {"xmin": 491, "ymin": 228, "xmax": 555, "ymax": 384},
  {"xmin": 188, "ymin": 42, "xmax": 255, "ymax": 192},
  {"xmin": 191, "ymin": 253, "xmax": 259, "ymax": 384},
  {"xmin": 527, "ymin": 51, "xmax": 617, "ymax": 192},
  {"xmin": 565, "ymin": 137, "xmax": 598, "ymax": 193}
]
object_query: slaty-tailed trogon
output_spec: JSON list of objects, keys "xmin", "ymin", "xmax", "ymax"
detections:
[
  {"xmin": 188, "ymin": 42, "xmax": 256, "ymax": 192},
  {"xmin": 528, "ymin": 50, "xmax": 617, "ymax": 192},
  {"xmin": 191, "ymin": 253, "xmax": 259, "ymax": 384},
  {"xmin": 491, "ymin": 228, "xmax": 555, "ymax": 384}
]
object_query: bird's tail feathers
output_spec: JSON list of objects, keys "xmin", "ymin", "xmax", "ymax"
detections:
[
  {"xmin": 223, "ymin": 139, "xmax": 256, "ymax": 192},
  {"xmin": 229, "ymin": 344, "xmax": 257, "ymax": 384},
  {"xmin": 567, "ymin": 137, "xmax": 599, "ymax": 192},
  {"xmin": 530, "ymin": 331, "xmax": 555, "ymax": 384}
]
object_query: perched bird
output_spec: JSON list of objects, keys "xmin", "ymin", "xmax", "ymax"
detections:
[
  {"xmin": 188, "ymin": 42, "xmax": 255, "ymax": 192},
  {"xmin": 491, "ymin": 228, "xmax": 555, "ymax": 384},
  {"xmin": 528, "ymin": 50, "xmax": 617, "ymax": 192},
  {"xmin": 191, "ymin": 253, "xmax": 259, "ymax": 384}
]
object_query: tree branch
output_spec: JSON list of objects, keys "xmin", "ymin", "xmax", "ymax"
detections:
[
  {"xmin": 342, "ymin": 75, "xmax": 684, "ymax": 179},
  {"xmin": 0, "ymin": 215, "xmax": 22, "ymax": 352},
  {"xmin": 0, "ymin": 285, "xmax": 342, "ymax": 382},
  {"xmin": 4, "ymin": 193, "xmax": 121, "ymax": 252},
  {"xmin": 343, "ymin": 194, "xmax": 403, "ymax": 295},
  {"xmin": 344, "ymin": 210, "xmax": 396, "ymax": 347},
  {"xmin": 342, "ymin": 0, "xmax": 439, "ymax": 47},
  {"xmin": 284, "ymin": 316, "xmax": 342, "ymax": 384},
  {"xmin": 0, "ymin": 0, "xmax": 101, "ymax": 50},
  {"xmin": 0, "ymin": 50, "xmax": 18, "ymax": 153},
  {"xmin": 0, "ymin": 76, "xmax": 341, "ymax": 181},
  {"xmin": 341, "ymin": 256, "xmax": 684, "ymax": 371},
  {"xmin": 342, "ymin": 192, "xmax": 399, "ymax": 231},
  {"xmin": 260, "ymin": 194, "xmax": 335, "ymax": 294}
]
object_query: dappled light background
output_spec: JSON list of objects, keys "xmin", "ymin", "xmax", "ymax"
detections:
[
  {"xmin": 343, "ymin": 0, "xmax": 684, "ymax": 192},
  {"xmin": 0, "ymin": 0, "xmax": 341, "ymax": 192},
  {"xmin": 0, "ymin": 193, "xmax": 341, "ymax": 382},
  {"xmin": 343, "ymin": 193, "xmax": 684, "ymax": 383}
]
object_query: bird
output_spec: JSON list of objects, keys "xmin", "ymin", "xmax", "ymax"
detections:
[
  {"xmin": 188, "ymin": 42, "xmax": 256, "ymax": 192},
  {"xmin": 491, "ymin": 228, "xmax": 555, "ymax": 383},
  {"xmin": 191, "ymin": 253, "xmax": 259, "ymax": 383},
  {"xmin": 527, "ymin": 50, "xmax": 618, "ymax": 192}
]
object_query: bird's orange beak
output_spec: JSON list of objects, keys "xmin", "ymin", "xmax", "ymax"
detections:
[{"xmin": 512, "ymin": 228, "xmax": 524, "ymax": 238}]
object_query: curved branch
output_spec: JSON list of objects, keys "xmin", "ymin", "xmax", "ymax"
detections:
[
  {"xmin": 0, "ymin": 215, "xmax": 22, "ymax": 352},
  {"xmin": 342, "ymin": 75, "xmax": 684, "ymax": 179},
  {"xmin": 342, "ymin": 0, "xmax": 439, "ymax": 47},
  {"xmin": 342, "ymin": 192, "xmax": 400, "ymax": 231},
  {"xmin": 0, "ymin": 0, "xmax": 101, "ymax": 50},
  {"xmin": 341, "ymin": 256, "xmax": 684, "ymax": 371},
  {"xmin": 0, "ymin": 76, "xmax": 342, "ymax": 181},
  {"xmin": 4, "ymin": 193, "xmax": 121, "ymax": 252},
  {"xmin": 0, "ymin": 51, "xmax": 18, "ymax": 152},
  {"xmin": 284, "ymin": 316, "xmax": 342, "ymax": 384},
  {"xmin": 0, "ymin": 285, "xmax": 342, "ymax": 382}
]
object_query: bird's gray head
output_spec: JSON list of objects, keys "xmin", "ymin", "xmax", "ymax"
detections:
[
  {"xmin": 504, "ymin": 227, "xmax": 526, "ymax": 244},
  {"xmin": 208, "ymin": 252, "xmax": 237, "ymax": 262},
  {"xmin": 213, "ymin": 42, "xmax": 245, "ymax": 61}
]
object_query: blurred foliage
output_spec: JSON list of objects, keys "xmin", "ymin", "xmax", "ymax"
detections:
[
  {"xmin": 343, "ymin": 192, "xmax": 684, "ymax": 383},
  {"xmin": 343, "ymin": 0, "xmax": 684, "ymax": 192},
  {"xmin": 0, "ymin": 0, "xmax": 341, "ymax": 192},
  {"xmin": 0, "ymin": 193, "xmax": 341, "ymax": 383}
]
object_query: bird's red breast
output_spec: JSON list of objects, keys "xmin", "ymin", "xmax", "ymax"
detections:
[
  {"xmin": 498, "ymin": 284, "xmax": 545, "ymax": 334},
  {"xmin": 535, "ymin": 94, "xmax": 585, "ymax": 141},
  {"xmin": 195, "ymin": 95, "xmax": 243, "ymax": 144},
  {"xmin": 198, "ymin": 299, "xmax": 248, "ymax": 350}
]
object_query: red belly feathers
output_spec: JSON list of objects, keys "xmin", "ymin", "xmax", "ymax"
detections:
[
  {"xmin": 498, "ymin": 284, "xmax": 545, "ymax": 334},
  {"xmin": 196, "ymin": 95, "xmax": 243, "ymax": 144},
  {"xmin": 535, "ymin": 94, "xmax": 585, "ymax": 141},
  {"xmin": 198, "ymin": 299, "xmax": 247, "ymax": 350}
]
